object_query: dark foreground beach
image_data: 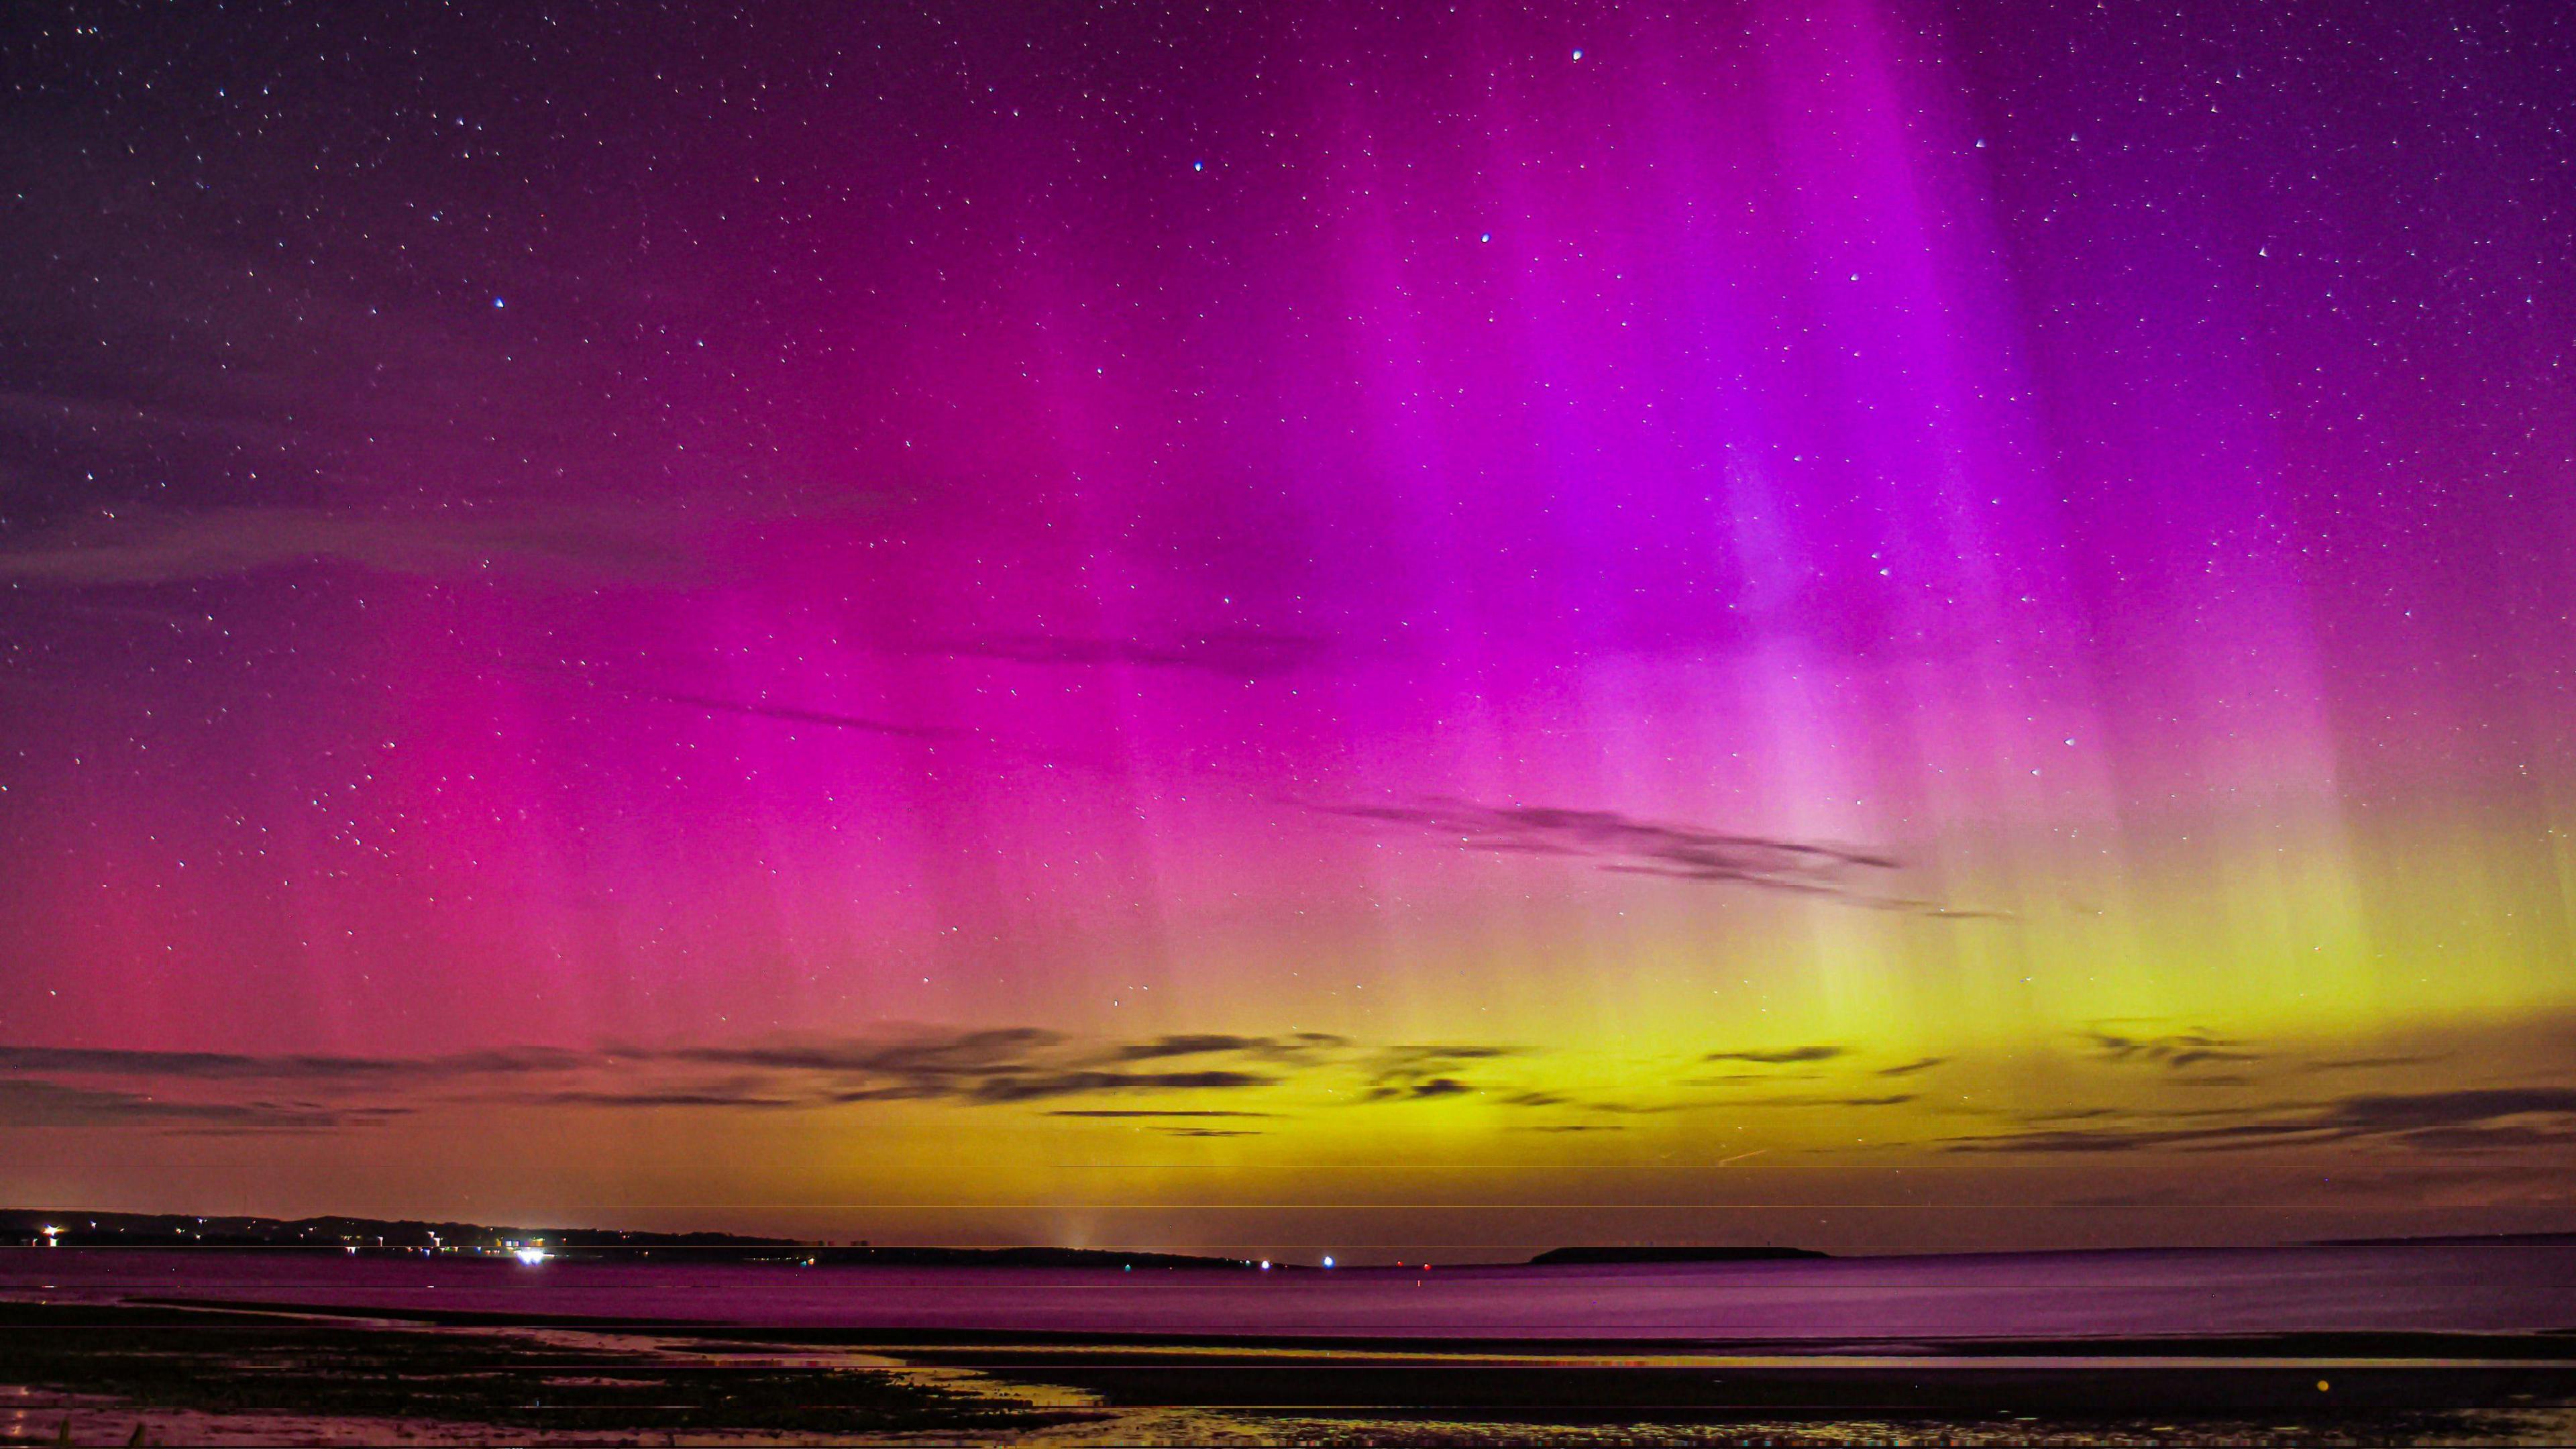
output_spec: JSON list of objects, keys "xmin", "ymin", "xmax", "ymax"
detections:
[{"xmin": 6, "ymin": 1245, "xmax": 2576, "ymax": 1444}]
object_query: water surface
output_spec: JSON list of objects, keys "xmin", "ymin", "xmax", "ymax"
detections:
[{"xmin": 8, "ymin": 1242, "xmax": 2574, "ymax": 1341}]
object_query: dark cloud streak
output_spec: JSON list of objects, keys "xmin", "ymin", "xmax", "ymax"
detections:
[
  {"xmin": 1944, "ymin": 1087, "xmax": 2576, "ymax": 1155},
  {"xmin": 1706, "ymin": 1045, "xmax": 1845, "ymax": 1065},
  {"xmin": 2084, "ymin": 1028, "xmax": 2261, "ymax": 1071},
  {"xmin": 1325, "ymin": 800, "xmax": 1998, "ymax": 916},
  {"xmin": 0, "ymin": 1044, "xmax": 588, "ymax": 1082},
  {"xmin": 0, "ymin": 1078, "xmax": 409, "ymax": 1132},
  {"xmin": 0, "ymin": 1028, "xmax": 1527, "ymax": 1123}
]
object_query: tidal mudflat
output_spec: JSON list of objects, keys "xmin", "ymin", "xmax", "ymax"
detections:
[{"xmin": 7, "ymin": 1246, "xmax": 2576, "ymax": 1444}]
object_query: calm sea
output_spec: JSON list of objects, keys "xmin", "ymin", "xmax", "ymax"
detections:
[{"xmin": 5, "ymin": 1242, "xmax": 2573, "ymax": 1339}]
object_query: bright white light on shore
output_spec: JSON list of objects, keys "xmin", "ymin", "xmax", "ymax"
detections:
[
  {"xmin": 1258, "ymin": 1260, "xmax": 1271, "ymax": 1271},
  {"xmin": 1322, "ymin": 1256, "xmax": 1334, "ymax": 1269},
  {"xmin": 514, "ymin": 1246, "xmax": 549, "ymax": 1265}
]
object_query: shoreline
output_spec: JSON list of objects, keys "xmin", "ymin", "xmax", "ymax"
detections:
[{"xmin": 3, "ymin": 1295, "xmax": 2573, "ymax": 1446}]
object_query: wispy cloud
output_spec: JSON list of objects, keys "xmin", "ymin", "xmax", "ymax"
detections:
[
  {"xmin": 1110, "ymin": 1033, "xmax": 1347, "ymax": 1063},
  {"xmin": 1705, "ymin": 1045, "xmax": 1846, "ymax": 1065},
  {"xmin": 1358, "ymin": 1044, "xmax": 1518, "ymax": 1103},
  {"xmin": 967, "ymin": 1069, "xmax": 1279, "ymax": 1103},
  {"xmin": 0, "ymin": 1079, "xmax": 409, "ymax": 1132},
  {"xmin": 666, "ymin": 1027, "xmax": 1058, "ymax": 1073},
  {"xmin": 2084, "ymin": 1028, "xmax": 2260, "ymax": 1071},
  {"xmin": 1943, "ymin": 1087, "xmax": 2576, "ymax": 1156},
  {"xmin": 1576, "ymin": 1100, "xmax": 1697, "ymax": 1116},
  {"xmin": 659, "ymin": 1029, "xmax": 1289, "ymax": 1104},
  {"xmin": 1877, "ymin": 1056, "xmax": 1949, "ymax": 1077},
  {"xmin": 1324, "ymin": 800, "xmax": 1998, "ymax": 916},
  {"xmin": 0, "ymin": 1044, "xmax": 589, "ymax": 1082},
  {"xmin": 0, "ymin": 1028, "xmax": 1514, "ymax": 1126}
]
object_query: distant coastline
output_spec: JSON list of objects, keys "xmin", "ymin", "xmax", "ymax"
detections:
[
  {"xmin": 0, "ymin": 1211, "xmax": 1293, "ymax": 1268},
  {"xmin": 14, "ymin": 1208, "xmax": 2573, "ymax": 1266},
  {"xmin": 3, "ymin": 1209, "xmax": 796, "ymax": 1254},
  {"xmin": 5, "ymin": 1210, "xmax": 1841, "ymax": 1269},
  {"xmin": 1526, "ymin": 1246, "xmax": 1829, "ymax": 1265}
]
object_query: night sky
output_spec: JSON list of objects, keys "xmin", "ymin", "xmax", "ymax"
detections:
[{"xmin": 3, "ymin": 0, "xmax": 2573, "ymax": 1258}]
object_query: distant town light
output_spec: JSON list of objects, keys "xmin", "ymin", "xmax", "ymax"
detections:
[
  {"xmin": 514, "ymin": 1246, "xmax": 549, "ymax": 1266},
  {"xmin": 1322, "ymin": 1256, "xmax": 1335, "ymax": 1269}
]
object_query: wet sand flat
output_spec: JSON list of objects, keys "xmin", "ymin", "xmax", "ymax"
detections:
[{"xmin": 7, "ymin": 1296, "xmax": 2576, "ymax": 1445}]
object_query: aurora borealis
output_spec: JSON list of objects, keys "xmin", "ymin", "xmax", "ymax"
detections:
[{"xmin": 2, "ymin": 0, "xmax": 2572, "ymax": 1258}]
